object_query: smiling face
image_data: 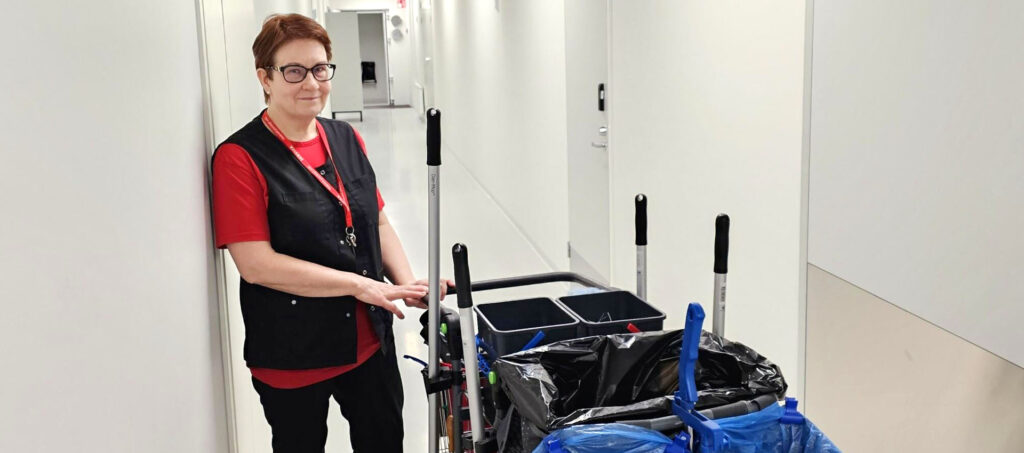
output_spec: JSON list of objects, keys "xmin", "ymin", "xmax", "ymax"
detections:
[{"xmin": 258, "ymin": 38, "xmax": 331, "ymax": 120}]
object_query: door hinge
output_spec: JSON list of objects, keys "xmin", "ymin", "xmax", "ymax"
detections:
[{"xmin": 567, "ymin": 241, "xmax": 572, "ymax": 258}]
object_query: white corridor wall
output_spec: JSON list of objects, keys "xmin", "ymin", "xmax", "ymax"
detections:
[
  {"xmin": 801, "ymin": 2, "xmax": 1024, "ymax": 447},
  {"xmin": 807, "ymin": 0, "xmax": 1024, "ymax": 367},
  {"xmin": 0, "ymin": 1, "xmax": 227, "ymax": 452},
  {"xmin": 431, "ymin": 0, "xmax": 570, "ymax": 270}
]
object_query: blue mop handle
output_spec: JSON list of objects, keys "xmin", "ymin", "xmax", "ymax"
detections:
[
  {"xmin": 521, "ymin": 330, "xmax": 546, "ymax": 351},
  {"xmin": 669, "ymin": 303, "xmax": 728, "ymax": 453},
  {"xmin": 679, "ymin": 303, "xmax": 704, "ymax": 407}
]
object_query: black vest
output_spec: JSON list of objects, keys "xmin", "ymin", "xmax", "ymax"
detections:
[{"xmin": 213, "ymin": 112, "xmax": 391, "ymax": 369}]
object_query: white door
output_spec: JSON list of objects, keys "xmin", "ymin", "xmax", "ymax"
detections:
[
  {"xmin": 357, "ymin": 12, "xmax": 390, "ymax": 106},
  {"xmin": 326, "ymin": 12, "xmax": 364, "ymax": 117},
  {"xmin": 565, "ymin": 0, "xmax": 611, "ymax": 283}
]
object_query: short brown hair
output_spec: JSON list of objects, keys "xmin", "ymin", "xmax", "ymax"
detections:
[{"xmin": 252, "ymin": 14, "xmax": 333, "ymax": 101}]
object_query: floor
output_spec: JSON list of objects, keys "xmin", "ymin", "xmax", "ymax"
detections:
[{"xmin": 318, "ymin": 107, "xmax": 559, "ymax": 452}]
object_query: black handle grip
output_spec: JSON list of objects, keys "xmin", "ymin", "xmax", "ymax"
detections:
[
  {"xmin": 439, "ymin": 271, "xmax": 610, "ymax": 298},
  {"xmin": 714, "ymin": 214, "xmax": 730, "ymax": 274},
  {"xmin": 452, "ymin": 243, "xmax": 474, "ymax": 309},
  {"xmin": 635, "ymin": 194, "xmax": 648, "ymax": 246},
  {"xmin": 452, "ymin": 271, "xmax": 608, "ymax": 294},
  {"xmin": 427, "ymin": 108, "xmax": 441, "ymax": 166}
]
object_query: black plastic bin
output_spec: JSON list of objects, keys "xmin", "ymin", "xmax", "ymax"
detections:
[
  {"xmin": 557, "ymin": 290, "xmax": 665, "ymax": 336},
  {"xmin": 475, "ymin": 297, "xmax": 579, "ymax": 356}
]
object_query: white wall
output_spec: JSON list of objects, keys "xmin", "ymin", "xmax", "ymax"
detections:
[
  {"xmin": 807, "ymin": 0, "xmax": 1024, "ymax": 367},
  {"xmin": 801, "ymin": 0, "xmax": 1024, "ymax": 444},
  {"xmin": 0, "ymin": 1, "xmax": 227, "ymax": 451},
  {"xmin": 803, "ymin": 3, "xmax": 1024, "ymax": 448},
  {"xmin": 358, "ymin": 13, "xmax": 390, "ymax": 105},
  {"xmin": 198, "ymin": 1, "xmax": 324, "ymax": 452},
  {"xmin": 431, "ymin": 0, "xmax": 570, "ymax": 270},
  {"xmin": 609, "ymin": 1, "xmax": 808, "ymax": 394},
  {"xmin": 409, "ymin": 0, "xmax": 435, "ymax": 112},
  {"xmin": 330, "ymin": 0, "xmax": 415, "ymax": 107}
]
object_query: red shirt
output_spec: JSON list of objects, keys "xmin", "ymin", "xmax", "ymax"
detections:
[{"xmin": 212, "ymin": 127, "xmax": 384, "ymax": 389}]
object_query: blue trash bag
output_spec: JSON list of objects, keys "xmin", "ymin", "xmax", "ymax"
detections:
[
  {"xmin": 709, "ymin": 403, "xmax": 840, "ymax": 453},
  {"xmin": 531, "ymin": 423, "xmax": 671, "ymax": 453}
]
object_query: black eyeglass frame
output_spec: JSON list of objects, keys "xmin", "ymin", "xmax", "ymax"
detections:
[{"xmin": 265, "ymin": 63, "xmax": 337, "ymax": 83}]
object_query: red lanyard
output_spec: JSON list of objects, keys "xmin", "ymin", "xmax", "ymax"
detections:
[{"xmin": 261, "ymin": 111, "xmax": 357, "ymax": 248}]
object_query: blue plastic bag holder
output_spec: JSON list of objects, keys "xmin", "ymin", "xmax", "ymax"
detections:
[
  {"xmin": 666, "ymin": 303, "xmax": 820, "ymax": 453},
  {"xmin": 666, "ymin": 303, "xmax": 728, "ymax": 453}
]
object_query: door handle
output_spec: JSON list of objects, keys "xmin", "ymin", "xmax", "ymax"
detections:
[
  {"xmin": 591, "ymin": 141, "xmax": 607, "ymax": 148},
  {"xmin": 598, "ymin": 126, "xmax": 608, "ymax": 136}
]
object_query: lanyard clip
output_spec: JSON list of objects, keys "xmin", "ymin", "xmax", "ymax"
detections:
[{"xmin": 345, "ymin": 226, "xmax": 357, "ymax": 249}]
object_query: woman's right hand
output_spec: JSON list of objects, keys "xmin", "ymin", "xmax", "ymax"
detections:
[{"xmin": 353, "ymin": 278, "xmax": 428, "ymax": 320}]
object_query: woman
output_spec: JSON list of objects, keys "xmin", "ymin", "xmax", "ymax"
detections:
[{"xmin": 211, "ymin": 13, "xmax": 448, "ymax": 453}]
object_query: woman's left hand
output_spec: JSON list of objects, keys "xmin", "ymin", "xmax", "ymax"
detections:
[{"xmin": 404, "ymin": 278, "xmax": 454, "ymax": 309}]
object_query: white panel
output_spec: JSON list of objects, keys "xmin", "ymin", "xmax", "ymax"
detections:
[
  {"xmin": 609, "ymin": 1, "xmax": 807, "ymax": 393},
  {"xmin": 0, "ymin": 1, "xmax": 226, "ymax": 451},
  {"xmin": 808, "ymin": 0, "xmax": 1024, "ymax": 366},
  {"xmin": 327, "ymin": 12, "xmax": 366, "ymax": 114}
]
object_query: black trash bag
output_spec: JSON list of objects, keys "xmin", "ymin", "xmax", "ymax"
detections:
[{"xmin": 492, "ymin": 329, "xmax": 786, "ymax": 452}]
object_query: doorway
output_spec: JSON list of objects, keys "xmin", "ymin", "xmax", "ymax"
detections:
[
  {"xmin": 565, "ymin": 0, "xmax": 611, "ymax": 283},
  {"xmin": 356, "ymin": 11, "xmax": 391, "ymax": 107}
]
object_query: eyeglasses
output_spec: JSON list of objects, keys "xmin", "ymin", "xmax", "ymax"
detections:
[{"xmin": 265, "ymin": 63, "xmax": 336, "ymax": 83}]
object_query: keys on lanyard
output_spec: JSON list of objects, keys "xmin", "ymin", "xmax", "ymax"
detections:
[
  {"xmin": 345, "ymin": 226, "xmax": 357, "ymax": 248},
  {"xmin": 262, "ymin": 111, "xmax": 357, "ymax": 250}
]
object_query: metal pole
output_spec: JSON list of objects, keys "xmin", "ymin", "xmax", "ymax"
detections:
[
  {"xmin": 452, "ymin": 243, "xmax": 485, "ymax": 444},
  {"xmin": 635, "ymin": 194, "xmax": 648, "ymax": 300},
  {"xmin": 713, "ymin": 214, "xmax": 729, "ymax": 337},
  {"xmin": 450, "ymin": 356, "xmax": 464, "ymax": 453},
  {"xmin": 426, "ymin": 108, "xmax": 442, "ymax": 453}
]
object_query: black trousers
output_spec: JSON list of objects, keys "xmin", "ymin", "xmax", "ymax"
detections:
[{"xmin": 252, "ymin": 345, "xmax": 404, "ymax": 453}]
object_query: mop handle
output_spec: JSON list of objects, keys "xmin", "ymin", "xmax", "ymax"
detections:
[
  {"xmin": 427, "ymin": 108, "xmax": 441, "ymax": 165},
  {"xmin": 635, "ymin": 194, "xmax": 648, "ymax": 300},
  {"xmin": 714, "ymin": 214, "xmax": 729, "ymax": 274},
  {"xmin": 452, "ymin": 243, "xmax": 485, "ymax": 443},
  {"xmin": 679, "ymin": 303, "xmax": 704, "ymax": 405},
  {"xmin": 426, "ymin": 108, "xmax": 441, "ymax": 453},
  {"xmin": 712, "ymin": 214, "xmax": 729, "ymax": 337},
  {"xmin": 635, "ymin": 194, "xmax": 648, "ymax": 246}
]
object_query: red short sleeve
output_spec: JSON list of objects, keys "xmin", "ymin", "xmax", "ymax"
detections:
[
  {"xmin": 352, "ymin": 128, "xmax": 385, "ymax": 211},
  {"xmin": 211, "ymin": 143, "xmax": 271, "ymax": 248}
]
